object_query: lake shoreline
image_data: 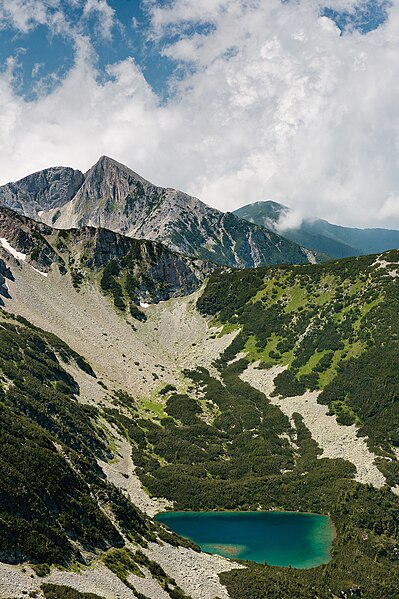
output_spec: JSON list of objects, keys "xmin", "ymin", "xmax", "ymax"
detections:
[{"xmin": 155, "ymin": 510, "xmax": 335, "ymax": 569}]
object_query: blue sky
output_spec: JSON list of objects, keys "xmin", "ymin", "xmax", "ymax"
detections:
[
  {"xmin": 0, "ymin": 0, "xmax": 197, "ymax": 101},
  {"xmin": 0, "ymin": 0, "xmax": 390, "ymax": 100},
  {"xmin": 321, "ymin": 0, "xmax": 391, "ymax": 34},
  {"xmin": 0, "ymin": 0, "xmax": 397, "ymax": 229},
  {"xmin": 0, "ymin": 1, "xmax": 171, "ymax": 99}
]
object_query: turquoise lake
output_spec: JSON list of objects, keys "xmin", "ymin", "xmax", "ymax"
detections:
[{"xmin": 155, "ymin": 511, "xmax": 335, "ymax": 568}]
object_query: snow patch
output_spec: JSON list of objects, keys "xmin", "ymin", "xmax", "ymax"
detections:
[
  {"xmin": 32, "ymin": 266, "xmax": 48, "ymax": 278},
  {"xmin": 0, "ymin": 238, "xmax": 27, "ymax": 261},
  {"xmin": 140, "ymin": 302, "xmax": 150, "ymax": 308},
  {"xmin": 0, "ymin": 237, "xmax": 48, "ymax": 276}
]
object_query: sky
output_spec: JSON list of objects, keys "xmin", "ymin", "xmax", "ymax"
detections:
[{"xmin": 0, "ymin": 0, "xmax": 398, "ymax": 229}]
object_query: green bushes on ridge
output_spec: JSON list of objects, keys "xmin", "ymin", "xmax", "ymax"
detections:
[{"xmin": 42, "ymin": 585, "xmax": 106, "ymax": 599}]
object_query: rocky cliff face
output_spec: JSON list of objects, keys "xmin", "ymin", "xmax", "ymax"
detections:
[
  {"xmin": 0, "ymin": 167, "xmax": 84, "ymax": 220},
  {"xmin": 0, "ymin": 156, "xmax": 317, "ymax": 267},
  {"xmin": 0, "ymin": 207, "xmax": 61, "ymax": 273},
  {"xmin": 58, "ymin": 225, "xmax": 215, "ymax": 304},
  {"xmin": 0, "ymin": 206, "xmax": 214, "ymax": 305},
  {"xmin": 45, "ymin": 156, "xmax": 316, "ymax": 267},
  {"xmin": 0, "ymin": 258, "xmax": 13, "ymax": 305}
]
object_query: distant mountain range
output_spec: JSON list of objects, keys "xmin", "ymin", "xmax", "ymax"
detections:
[
  {"xmin": 234, "ymin": 200, "xmax": 399, "ymax": 258},
  {"xmin": 0, "ymin": 156, "xmax": 317, "ymax": 268}
]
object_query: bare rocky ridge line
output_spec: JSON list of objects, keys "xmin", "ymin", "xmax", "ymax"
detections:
[
  {"xmin": 0, "ymin": 166, "xmax": 84, "ymax": 220},
  {"xmin": 0, "ymin": 205, "xmax": 215, "ymax": 305}
]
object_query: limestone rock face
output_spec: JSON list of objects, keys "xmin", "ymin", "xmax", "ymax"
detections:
[
  {"xmin": 42, "ymin": 156, "xmax": 315, "ymax": 267},
  {"xmin": 0, "ymin": 258, "xmax": 13, "ymax": 305},
  {"xmin": 0, "ymin": 207, "xmax": 58, "ymax": 273},
  {"xmin": 0, "ymin": 167, "xmax": 84, "ymax": 220},
  {"xmin": 63, "ymin": 224, "xmax": 215, "ymax": 301}
]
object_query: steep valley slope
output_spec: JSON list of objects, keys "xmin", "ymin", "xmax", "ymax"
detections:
[
  {"xmin": 0, "ymin": 214, "xmax": 243, "ymax": 599},
  {"xmin": 0, "ymin": 217, "xmax": 398, "ymax": 599}
]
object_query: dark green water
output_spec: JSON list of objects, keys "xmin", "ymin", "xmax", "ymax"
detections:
[{"xmin": 155, "ymin": 511, "xmax": 335, "ymax": 568}]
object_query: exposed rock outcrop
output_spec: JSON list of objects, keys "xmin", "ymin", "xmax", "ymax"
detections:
[
  {"xmin": 0, "ymin": 166, "xmax": 84, "ymax": 220},
  {"xmin": 0, "ymin": 206, "xmax": 214, "ymax": 304},
  {"xmin": 0, "ymin": 259, "xmax": 13, "ymax": 305}
]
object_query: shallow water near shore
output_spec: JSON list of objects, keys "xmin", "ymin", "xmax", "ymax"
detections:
[{"xmin": 155, "ymin": 511, "xmax": 335, "ymax": 568}]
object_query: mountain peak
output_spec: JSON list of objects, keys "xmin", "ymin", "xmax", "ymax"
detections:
[
  {"xmin": 0, "ymin": 158, "xmax": 318, "ymax": 268},
  {"xmin": 95, "ymin": 155, "xmax": 121, "ymax": 168},
  {"xmin": 88, "ymin": 155, "xmax": 150, "ymax": 186},
  {"xmin": 0, "ymin": 165, "xmax": 84, "ymax": 220},
  {"xmin": 233, "ymin": 201, "xmax": 399, "ymax": 258}
]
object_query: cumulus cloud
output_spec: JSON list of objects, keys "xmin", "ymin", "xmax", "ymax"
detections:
[
  {"xmin": 0, "ymin": 0, "xmax": 117, "ymax": 38},
  {"xmin": 148, "ymin": 0, "xmax": 399, "ymax": 228},
  {"xmin": 0, "ymin": 0, "xmax": 398, "ymax": 229},
  {"xmin": 0, "ymin": 0, "xmax": 58, "ymax": 32},
  {"xmin": 82, "ymin": 0, "xmax": 116, "ymax": 40},
  {"xmin": 0, "ymin": 38, "xmax": 160, "ymax": 178},
  {"xmin": 275, "ymin": 209, "xmax": 304, "ymax": 233}
]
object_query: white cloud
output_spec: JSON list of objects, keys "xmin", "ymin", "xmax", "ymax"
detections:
[
  {"xmin": 0, "ymin": 38, "xmax": 160, "ymax": 177},
  {"xmin": 148, "ymin": 0, "xmax": 399, "ymax": 228},
  {"xmin": 82, "ymin": 0, "xmax": 116, "ymax": 40},
  {"xmin": 0, "ymin": 0, "xmax": 398, "ymax": 229},
  {"xmin": 0, "ymin": 0, "xmax": 117, "ymax": 39},
  {"xmin": 0, "ymin": 0, "xmax": 57, "ymax": 33},
  {"xmin": 379, "ymin": 194, "xmax": 399, "ymax": 221},
  {"xmin": 31, "ymin": 62, "xmax": 44, "ymax": 78},
  {"xmin": 275, "ymin": 209, "xmax": 304, "ymax": 232},
  {"xmin": 148, "ymin": 0, "xmax": 234, "ymax": 33}
]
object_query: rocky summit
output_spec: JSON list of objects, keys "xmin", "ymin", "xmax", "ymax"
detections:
[{"xmin": 0, "ymin": 166, "xmax": 84, "ymax": 220}]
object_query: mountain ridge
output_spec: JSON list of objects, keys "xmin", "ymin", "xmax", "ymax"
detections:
[
  {"xmin": 0, "ymin": 166, "xmax": 84, "ymax": 220},
  {"xmin": 234, "ymin": 200, "xmax": 399, "ymax": 258},
  {"xmin": 0, "ymin": 205, "xmax": 214, "ymax": 309},
  {"xmin": 0, "ymin": 157, "xmax": 318, "ymax": 268}
]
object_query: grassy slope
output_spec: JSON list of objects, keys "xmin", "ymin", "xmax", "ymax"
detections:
[{"xmin": 198, "ymin": 250, "xmax": 399, "ymax": 450}]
